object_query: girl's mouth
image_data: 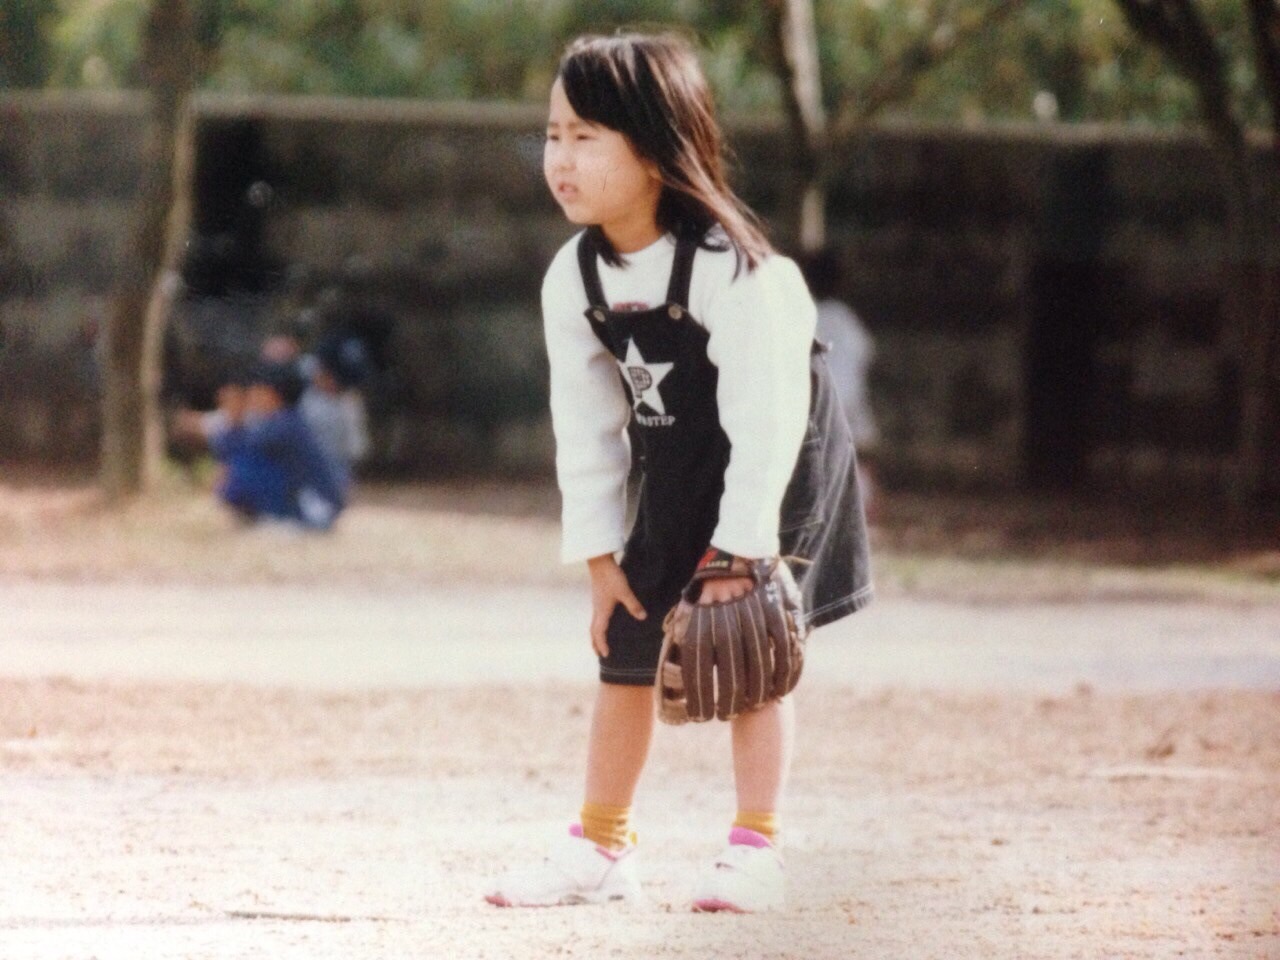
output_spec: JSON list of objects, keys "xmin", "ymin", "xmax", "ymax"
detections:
[{"xmin": 555, "ymin": 182, "xmax": 579, "ymax": 201}]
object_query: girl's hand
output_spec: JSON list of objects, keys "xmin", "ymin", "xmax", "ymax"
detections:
[
  {"xmin": 586, "ymin": 554, "xmax": 646, "ymax": 658},
  {"xmin": 696, "ymin": 576, "xmax": 754, "ymax": 605},
  {"xmin": 692, "ymin": 548, "xmax": 756, "ymax": 605},
  {"xmin": 172, "ymin": 409, "xmax": 207, "ymax": 440}
]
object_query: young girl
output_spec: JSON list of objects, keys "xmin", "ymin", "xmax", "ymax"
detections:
[{"xmin": 486, "ymin": 31, "xmax": 872, "ymax": 913}]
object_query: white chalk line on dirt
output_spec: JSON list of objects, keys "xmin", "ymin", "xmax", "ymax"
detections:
[
  {"xmin": 1, "ymin": 913, "xmax": 404, "ymax": 929},
  {"xmin": 1, "ymin": 913, "xmax": 410, "ymax": 930}
]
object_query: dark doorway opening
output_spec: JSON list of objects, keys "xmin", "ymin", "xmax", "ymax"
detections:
[
  {"xmin": 182, "ymin": 118, "xmax": 279, "ymax": 297},
  {"xmin": 1024, "ymin": 148, "xmax": 1119, "ymax": 490},
  {"xmin": 165, "ymin": 118, "xmax": 281, "ymax": 410}
]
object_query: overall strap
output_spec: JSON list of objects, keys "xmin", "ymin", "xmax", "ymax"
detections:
[
  {"xmin": 579, "ymin": 228, "xmax": 698, "ymax": 313},
  {"xmin": 664, "ymin": 233, "xmax": 699, "ymax": 310},
  {"xmin": 576, "ymin": 231, "xmax": 608, "ymax": 310}
]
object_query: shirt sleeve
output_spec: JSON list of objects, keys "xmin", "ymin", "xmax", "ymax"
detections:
[
  {"xmin": 200, "ymin": 409, "xmax": 230, "ymax": 439},
  {"xmin": 542, "ymin": 247, "xmax": 632, "ymax": 564},
  {"xmin": 702, "ymin": 255, "xmax": 816, "ymax": 558}
]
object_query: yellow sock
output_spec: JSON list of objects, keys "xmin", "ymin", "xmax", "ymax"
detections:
[
  {"xmin": 579, "ymin": 802, "xmax": 633, "ymax": 851},
  {"xmin": 733, "ymin": 810, "xmax": 779, "ymax": 843}
]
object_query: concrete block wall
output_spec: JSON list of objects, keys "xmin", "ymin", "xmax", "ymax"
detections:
[{"xmin": 0, "ymin": 92, "xmax": 1275, "ymax": 491}]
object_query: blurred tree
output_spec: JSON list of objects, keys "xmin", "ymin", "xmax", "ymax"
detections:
[
  {"xmin": 840, "ymin": 0, "xmax": 1267, "ymax": 126},
  {"xmin": 160, "ymin": 0, "xmax": 569, "ymax": 99},
  {"xmin": 23, "ymin": 0, "xmax": 1264, "ymax": 128},
  {"xmin": 48, "ymin": 0, "xmax": 148, "ymax": 88},
  {"xmin": 1111, "ymin": 0, "xmax": 1279, "ymax": 506},
  {"xmin": 100, "ymin": 0, "xmax": 197, "ymax": 499},
  {"xmin": 761, "ymin": 0, "xmax": 827, "ymax": 251},
  {"xmin": 760, "ymin": 0, "xmax": 1028, "ymax": 250},
  {"xmin": 1247, "ymin": 0, "xmax": 1280, "ymax": 140}
]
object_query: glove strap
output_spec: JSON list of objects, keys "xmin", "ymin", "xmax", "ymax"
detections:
[
  {"xmin": 695, "ymin": 547, "xmax": 743, "ymax": 578},
  {"xmin": 689, "ymin": 548, "xmax": 775, "ymax": 591}
]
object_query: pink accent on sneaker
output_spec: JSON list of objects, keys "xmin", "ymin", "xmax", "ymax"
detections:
[
  {"xmin": 693, "ymin": 897, "xmax": 746, "ymax": 913},
  {"xmin": 728, "ymin": 826, "xmax": 771, "ymax": 849},
  {"xmin": 569, "ymin": 823, "xmax": 584, "ymax": 838}
]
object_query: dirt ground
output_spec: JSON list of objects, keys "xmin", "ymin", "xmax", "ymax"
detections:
[{"xmin": 1, "ymin": 472, "xmax": 1278, "ymax": 960}]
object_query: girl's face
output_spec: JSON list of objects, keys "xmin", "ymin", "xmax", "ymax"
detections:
[{"xmin": 544, "ymin": 79, "xmax": 662, "ymax": 252}]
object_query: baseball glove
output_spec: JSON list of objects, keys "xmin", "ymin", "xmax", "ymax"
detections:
[{"xmin": 655, "ymin": 551, "xmax": 809, "ymax": 725}]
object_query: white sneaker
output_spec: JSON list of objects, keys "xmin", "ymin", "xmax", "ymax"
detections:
[
  {"xmin": 485, "ymin": 825, "xmax": 642, "ymax": 907},
  {"xmin": 691, "ymin": 827, "xmax": 786, "ymax": 913}
]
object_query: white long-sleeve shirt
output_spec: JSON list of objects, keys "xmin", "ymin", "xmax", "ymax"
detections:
[{"xmin": 543, "ymin": 231, "xmax": 816, "ymax": 564}]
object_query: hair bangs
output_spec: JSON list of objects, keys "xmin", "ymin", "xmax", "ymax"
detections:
[{"xmin": 558, "ymin": 39, "xmax": 640, "ymax": 137}]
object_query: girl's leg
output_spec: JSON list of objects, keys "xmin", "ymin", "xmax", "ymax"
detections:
[
  {"xmin": 585, "ymin": 682, "xmax": 655, "ymax": 802},
  {"xmin": 690, "ymin": 697, "xmax": 795, "ymax": 913},
  {"xmin": 485, "ymin": 681, "xmax": 651, "ymax": 907},
  {"xmin": 730, "ymin": 695, "xmax": 796, "ymax": 822},
  {"xmin": 581, "ymin": 682, "xmax": 655, "ymax": 847}
]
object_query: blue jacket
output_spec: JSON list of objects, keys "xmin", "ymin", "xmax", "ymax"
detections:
[{"xmin": 210, "ymin": 408, "xmax": 347, "ymax": 529}]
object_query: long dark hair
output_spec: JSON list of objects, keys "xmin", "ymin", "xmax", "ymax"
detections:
[{"xmin": 556, "ymin": 32, "xmax": 771, "ymax": 270}]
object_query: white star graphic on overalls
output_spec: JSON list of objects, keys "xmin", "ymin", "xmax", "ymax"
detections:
[{"xmin": 617, "ymin": 339, "xmax": 674, "ymax": 415}]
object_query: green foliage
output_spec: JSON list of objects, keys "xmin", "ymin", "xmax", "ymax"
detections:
[
  {"xmin": 46, "ymin": 0, "xmax": 148, "ymax": 88},
  {"xmin": 199, "ymin": 0, "xmax": 557, "ymax": 98},
  {"xmin": 1, "ymin": 0, "xmax": 1269, "ymax": 130},
  {"xmin": 819, "ymin": 0, "xmax": 1266, "ymax": 127}
]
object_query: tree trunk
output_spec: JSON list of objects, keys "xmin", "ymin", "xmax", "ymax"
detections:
[
  {"xmin": 99, "ymin": 0, "xmax": 196, "ymax": 500},
  {"xmin": 762, "ymin": 0, "xmax": 828, "ymax": 252},
  {"xmin": 1246, "ymin": 0, "xmax": 1280, "ymax": 147},
  {"xmin": 1113, "ymin": 0, "xmax": 1277, "ymax": 506}
]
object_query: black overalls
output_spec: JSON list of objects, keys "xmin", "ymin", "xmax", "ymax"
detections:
[{"xmin": 577, "ymin": 231, "xmax": 873, "ymax": 686}]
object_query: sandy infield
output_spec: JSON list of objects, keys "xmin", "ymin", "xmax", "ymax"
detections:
[{"xmin": 0, "ymin": 479, "xmax": 1277, "ymax": 959}]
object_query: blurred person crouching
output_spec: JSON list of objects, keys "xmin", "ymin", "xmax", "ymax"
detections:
[{"xmin": 175, "ymin": 361, "xmax": 347, "ymax": 531}]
